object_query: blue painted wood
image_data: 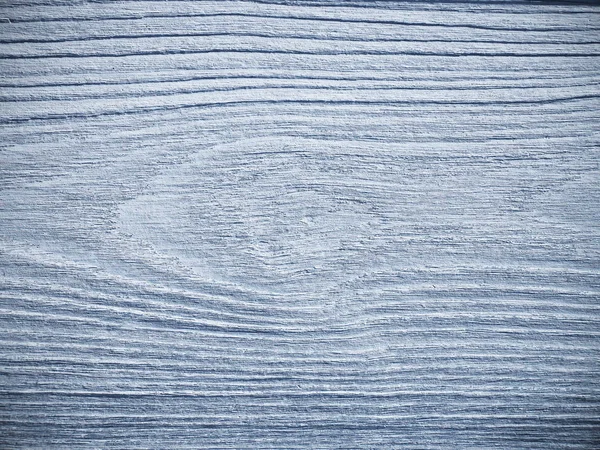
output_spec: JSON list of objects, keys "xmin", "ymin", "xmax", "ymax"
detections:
[{"xmin": 1, "ymin": 1, "xmax": 599, "ymax": 448}]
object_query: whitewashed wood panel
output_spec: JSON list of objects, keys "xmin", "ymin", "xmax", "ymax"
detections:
[{"xmin": 1, "ymin": 1, "xmax": 599, "ymax": 448}]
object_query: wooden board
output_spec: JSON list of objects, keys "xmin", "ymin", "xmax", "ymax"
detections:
[{"xmin": 1, "ymin": 1, "xmax": 599, "ymax": 448}]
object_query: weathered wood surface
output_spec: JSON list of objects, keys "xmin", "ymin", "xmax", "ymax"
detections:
[{"xmin": 1, "ymin": 1, "xmax": 599, "ymax": 448}]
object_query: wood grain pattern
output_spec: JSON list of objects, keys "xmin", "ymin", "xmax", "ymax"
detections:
[{"xmin": 1, "ymin": 1, "xmax": 599, "ymax": 448}]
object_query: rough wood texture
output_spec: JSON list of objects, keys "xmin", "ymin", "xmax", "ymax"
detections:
[{"xmin": 1, "ymin": 1, "xmax": 599, "ymax": 448}]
